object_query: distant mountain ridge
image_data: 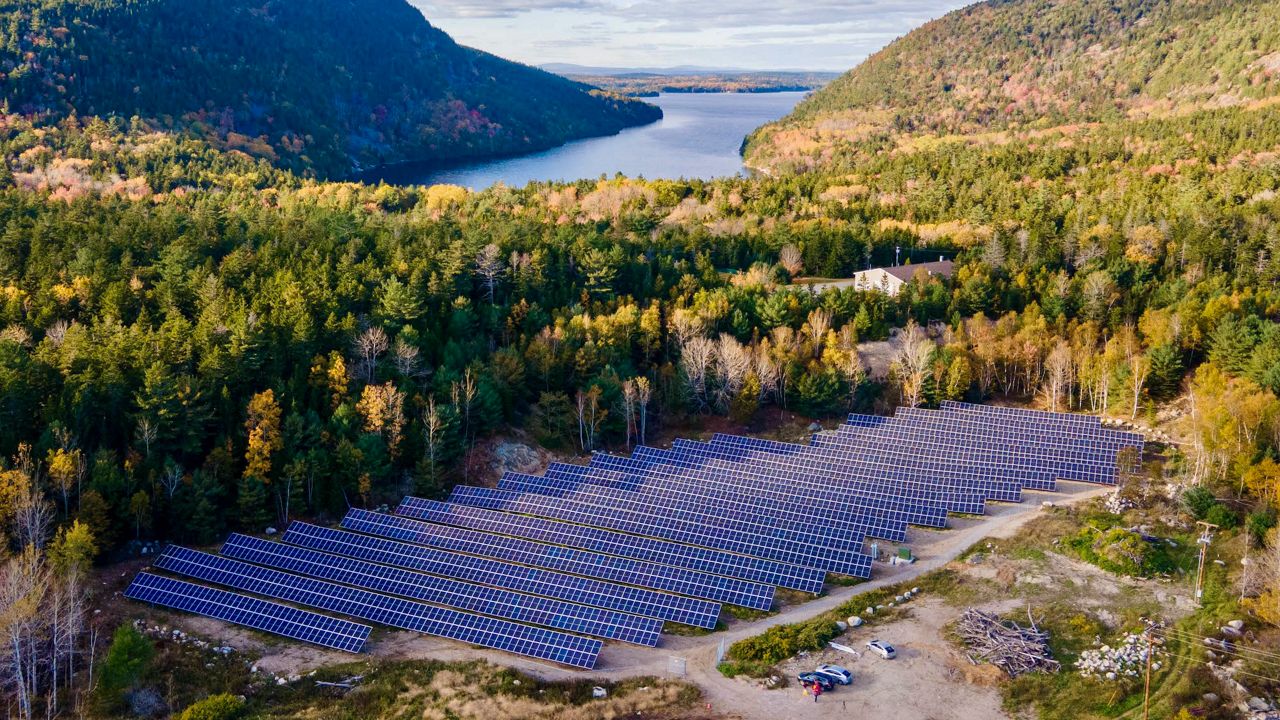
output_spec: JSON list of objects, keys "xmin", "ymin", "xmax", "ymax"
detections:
[
  {"xmin": 745, "ymin": 0, "xmax": 1280, "ymax": 172},
  {"xmin": 0, "ymin": 0, "xmax": 661, "ymax": 177},
  {"xmin": 541, "ymin": 63, "xmax": 834, "ymax": 76}
]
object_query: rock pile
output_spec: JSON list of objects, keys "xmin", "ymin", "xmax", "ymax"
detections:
[{"xmin": 1077, "ymin": 633, "xmax": 1160, "ymax": 681}]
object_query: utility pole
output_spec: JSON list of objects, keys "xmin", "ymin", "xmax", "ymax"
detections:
[
  {"xmin": 1141, "ymin": 618, "xmax": 1164, "ymax": 720},
  {"xmin": 1194, "ymin": 521, "xmax": 1219, "ymax": 606}
]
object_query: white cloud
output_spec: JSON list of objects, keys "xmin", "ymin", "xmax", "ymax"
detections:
[{"xmin": 412, "ymin": 0, "xmax": 973, "ymax": 70}]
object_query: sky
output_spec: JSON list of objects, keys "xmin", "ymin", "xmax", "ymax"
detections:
[{"xmin": 408, "ymin": 0, "xmax": 974, "ymax": 72}]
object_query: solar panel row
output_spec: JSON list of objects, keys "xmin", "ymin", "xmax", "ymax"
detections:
[
  {"xmin": 341, "ymin": 508, "xmax": 775, "ymax": 611},
  {"xmin": 155, "ymin": 546, "xmax": 603, "ymax": 668},
  {"xmin": 497, "ymin": 470, "xmax": 903, "ymax": 545},
  {"xmin": 673, "ymin": 440, "xmax": 989, "ymax": 512},
  {"xmin": 394, "ymin": 497, "xmax": 826, "ymax": 593},
  {"xmin": 580, "ymin": 450, "xmax": 958, "ymax": 527},
  {"xmin": 447, "ymin": 485, "xmax": 874, "ymax": 577},
  {"xmin": 545, "ymin": 458, "xmax": 950, "ymax": 537},
  {"xmin": 220, "ymin": 533, "xmax": 663, "ymax": 646},
  {"xmin": 284, "ymin": 520, "xmax": 723, "ymax": 629},
  {"xmin": 690, "ymin": 437, "xmax": 1014, "ymax": 506},
  {"xmin": 696, "ymin": 434, "xmax": 1015, "ymax": 503},
  {"xmin": 125, "ymin": 573, "xmax": 370, "ymax": 653},
  {"xmin": 844, "ymin": 415, "xmax": 1126, "ymax": 481}
]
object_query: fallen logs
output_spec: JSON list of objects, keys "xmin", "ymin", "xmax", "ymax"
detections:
[{"xmin": 957, "ymin": 607, "xmax": 1060, "ymax": 678}]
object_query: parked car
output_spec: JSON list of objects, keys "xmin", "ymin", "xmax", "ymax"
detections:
[
  {"xmin": 797, "ymin": 672, "xmax": 835, "ymax": 691},
  {"xmin": 814, "ymin": 664, "xmax": 852, "ymax": 685},
  {"xmin": 866, "ymin": 640, "xmax": 897, "ymax": 659}
]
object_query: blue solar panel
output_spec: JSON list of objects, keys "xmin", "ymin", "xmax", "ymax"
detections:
[
  {"xmin": 342, "ymin": 508, "xmax": 775, "ymax": 611},
  {"xmin": 394, "ymin": 498, "xmax": 826, "ymax": 593},
  {"xmin": 579, "ymin": 448, "xmax": 968, "ymax": 524},
  {"xmin": 283, "ymin": 521, "xmax": 722, "ymax": 629},
  {"xmin": 125, "ymin": 572, "xmax": 370, "ymax": 653},
  {"xmin": 691, "ymin": 435, "xmax": 1019, "ymax": 505},
  {"xmin": 496, "ymin": 470, "xmax": 907, "ymax": 543},
  {"xmin": 446, "ymin": 485, "xmax": 873, "ymax": 577},
  {"xmin": 154, "ymin": 546, "xmax": 602, "ymax": 668},
  {"xmin": 219, "ymin": 533, "xmax": 662, "ymax": 646},
  {"xmin": 815, "ymin": 430, "xmax": 1061, "ymax": 490},
  {"xmin": 899, "ymin": 407, "xmax": 1142, "ymax": 455},
  {"xmin": 839, "ymin": 413, "xmax": 1114, "ymax": 485}
]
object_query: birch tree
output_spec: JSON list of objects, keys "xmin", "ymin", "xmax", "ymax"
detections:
[
  {"xmin": 1042, "ymin": 340, "xmax": 1073, "ymax": 412},
  {"xmin": 891, "ymin": 321, "xmax": 934, "ymax": 408},
  {"xmin": 474, "ymin": 243, "xmax": 505, "ymax": 305},
  {"xmin": 634, "ymin": 377, "xmax": 651, "ymax": 445},
  {"xmin": 353, "ymin": 326, "xmax": 389, "ymax": 383}
]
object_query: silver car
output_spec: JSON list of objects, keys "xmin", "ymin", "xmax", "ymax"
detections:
[
  {"xmin": 866, "ymin": 640, "xmax": 897, "ymax": 659},
  {"xmin": 814, "ymin": 663, "xmax": 853, "ymax": 685}
]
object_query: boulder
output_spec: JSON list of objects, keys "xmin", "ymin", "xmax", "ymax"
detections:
[
  {"xmin": 1228, "ymin": 620, "xmax": 1244, "ymax": 630},
  {"xmin": 848, "ymin": 616, "xmax": 864, "ymax": 627},
  {"xmin": 836, "ymin": 621, "xmax": 848, "ymax": 631}
]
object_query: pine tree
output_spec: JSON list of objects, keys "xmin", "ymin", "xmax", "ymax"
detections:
[{"xmin": 236, "ymin": 476, "xmax": 270, "ymax": 531}]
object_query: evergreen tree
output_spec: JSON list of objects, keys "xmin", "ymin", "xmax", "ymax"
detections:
[{"xmin": 236, "ymin": 476, "xmax": 270, "ymax": 531}]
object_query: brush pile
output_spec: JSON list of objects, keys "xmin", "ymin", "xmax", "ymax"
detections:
[{"xmin": 957, "ymin": 607, "xmax": 1060, "ymax": 677}]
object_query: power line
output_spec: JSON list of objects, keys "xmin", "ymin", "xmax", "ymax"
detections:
[
  {"xmin": 1156, "ymin": 625, "xmax": 1280, "ymax": 661},
  {"xmin": 1156, "ymin": 649, "xmax": 1280, "ymax": 684},
  {"xmin": 1153, "ymin": 628, "xmax": 1280, "ymax": 667}
]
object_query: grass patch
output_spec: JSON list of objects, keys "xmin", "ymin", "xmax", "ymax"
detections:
[
  {"xmin": 128, "ymin": 634, "xmax": 702, "ymax": 720},
  {"xmin": 258, "ymin": 661, "xmax": 700, "ymax": 720}
]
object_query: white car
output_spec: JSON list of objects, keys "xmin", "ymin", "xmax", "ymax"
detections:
[
  {"xmin": 814, "ymin": 664, "xmax": 852, "ymax": 685},
  {"xmin": 866, "ymin": 640, "xmax": 897, "ymax": 659}
]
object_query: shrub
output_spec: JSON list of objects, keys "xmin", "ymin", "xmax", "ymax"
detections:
[
  {"xmin": 1182, "ymin": 486, "xmax": 1216, "ymax": 519},
  {"xmin": 177, "ymin": 694, "xmax": 244, "ymax": 720},
  {"xmin": 1204, "ymin": 503, "xmax": 1237, "ymax": 529},
  {"xmin": 1065, "ymin": 526, "xmax": 1152, "ymax": 576},
  {"xmin": 726, "ymin": 618, "xmax": 841, "ymax": 667},
  {"xmin": 1246, "ymin": 506, "xmax": 1277, "ymax": 542},
  {"xmin": 1096, "ymin": 528, "xmax": 1150, "ymax": 576},
  {"xmin": 99, "ymin": 625, "xmax": 154, "ymax": 695}
]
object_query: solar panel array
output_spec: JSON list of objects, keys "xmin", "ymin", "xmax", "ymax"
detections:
[
  {"xmin": 125, "ymin": 403, "xmax": 1140, "ymax": 669},
  {"xmin": 125, "ymin": 573, "xmax": 371, "ymax": 653}
]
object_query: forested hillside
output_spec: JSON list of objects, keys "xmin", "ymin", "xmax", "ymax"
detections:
[
  {"xmin": 0, "ymin": 0, "xmax": 660, "ymax": 177},
  {"xmin": 746, "ymin": 0, "xmax": 1280, "ymax": 171}
]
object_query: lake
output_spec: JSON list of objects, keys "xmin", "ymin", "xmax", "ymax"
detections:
[{"xmin": 365, "ymin": 91, "xmax": 806, "ymax": 189}]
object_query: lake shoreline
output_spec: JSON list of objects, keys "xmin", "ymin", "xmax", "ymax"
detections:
[
  {"xmin": 352, "ymin": 116, "xmax": 665, "ymax": 187},
  {"xmin": 364, "ymin": 92, "xmax": 805, "ymax": 189}
]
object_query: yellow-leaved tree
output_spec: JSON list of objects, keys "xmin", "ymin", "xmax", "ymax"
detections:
[
  {"xmin": 356, "ymin": 382, "xmax": 406, "ymax": 458},
  {"xmin": 244, "ymin": 389, "xmax": 282, "ymax": 483}
]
